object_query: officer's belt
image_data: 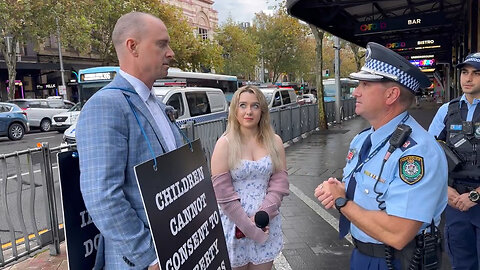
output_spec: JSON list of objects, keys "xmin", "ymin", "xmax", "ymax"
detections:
[{"xmin": 353, "ymin": 237, "xmax": 416, "ymax": 258}]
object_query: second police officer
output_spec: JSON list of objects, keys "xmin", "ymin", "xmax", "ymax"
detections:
[
  {"xmin": 429, "ymin": 52, "xmax": 480, "ymax": 270},
  {"xmin": 315, "ymin": 42, "xmax": 448, "ymax": 269}
]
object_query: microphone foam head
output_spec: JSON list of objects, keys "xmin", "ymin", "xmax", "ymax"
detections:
[{"xmin": 255, "ymin": 211, "xmax": 269, "ymax": 228}]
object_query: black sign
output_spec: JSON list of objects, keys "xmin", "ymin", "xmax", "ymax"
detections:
[
  {"xmin": 134, "ymin": 140, "xmax": 231, "ymax": 270},
  {"xmin": 355, "ymin": 12, "xmax": 447, "ymax": 35},
  {"xmin": 57, "ymin": 151, "xmax": 100, "ymax": 270}
]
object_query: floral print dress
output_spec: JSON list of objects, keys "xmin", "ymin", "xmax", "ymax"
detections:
[{"xmin": 219, "ymin": 156, "xmax": 283, "ymax": 267}]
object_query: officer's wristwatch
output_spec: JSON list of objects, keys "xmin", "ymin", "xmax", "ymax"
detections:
[
  {"xmin": 468, "ymin": 190, "xmax": 480, "ymax": 203},
  {"xmin": 335, "ymin": 197, "xmax": 350, "ymax": 213}
]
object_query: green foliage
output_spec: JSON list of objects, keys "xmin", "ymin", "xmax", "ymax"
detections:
[
  {"xmin": 216, "ymin": 19, "xmax": 259, "ymax": 79},
  {"xmin": 251, "ymin": 9, "xmax": 309, "ymax": 82}
]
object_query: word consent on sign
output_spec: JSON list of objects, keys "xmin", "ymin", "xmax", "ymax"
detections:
[{"xmin": 135, "ymin": 140, "xmax": 231, "ymax": 270}]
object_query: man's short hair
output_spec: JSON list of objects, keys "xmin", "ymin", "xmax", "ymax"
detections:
[
  {"xmin": 383, "ymin": 81, "xmax": 414, "ymax": 108},
  {"xmin": 112, "ymin": 12, "xmax": 153, "ymax": 49}
]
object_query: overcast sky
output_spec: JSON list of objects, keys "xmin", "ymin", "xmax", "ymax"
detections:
[{"xmin": 213, "ymin": 0, "xmax": 274, "ymax": 25}]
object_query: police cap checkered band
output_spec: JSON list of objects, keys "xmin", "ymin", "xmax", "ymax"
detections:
[
  {"xmin": 349, "ymin": 42, "xmax": 430, "ymax": 93},
  {"xmin": 363, "ymin": 58, "xmax": 420, "ymax": 92},
  {"xmin": 457, "ymin": 52, "xmax": 480, "ymax": 70}
]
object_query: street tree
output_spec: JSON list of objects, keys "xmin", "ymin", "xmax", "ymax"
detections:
[
  {"xmin": 216, "ymin": 19, "xmax": 259, "ymax": 79},
  {"xmin": 0, "ymin": 0, "xmax": 91, "ymax": 100},
  {"xmin": 309, "ymin": 25, "xmax": 328, "ymax": 130},
  {"xmin": 348, "ymin": 43, "xmax": 365, "ymax": 72},
  {"xmin": 252, "ymin": 9, "xmax": 308, "ymax": 83},
  {"xmin": 86, "ymin": 0, "xmax": 222, "ymax": 71}
]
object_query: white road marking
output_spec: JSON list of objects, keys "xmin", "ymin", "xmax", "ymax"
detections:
[
  {"xmin": 289, "ymin": 183, "xmax": 353, "ymax": 245},
  {"xmin": 34, "ymin": 136, "xmax": 56, "ymax": 140}
]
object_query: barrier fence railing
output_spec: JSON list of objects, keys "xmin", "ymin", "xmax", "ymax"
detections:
[{"xmin": 0, "ymin": 99, "xmax": 355, "ymax": 266}]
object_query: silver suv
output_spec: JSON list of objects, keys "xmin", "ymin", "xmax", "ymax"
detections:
[{"xmin": 9, "ymin": 97, "xmax": 74, "ymax": 132}]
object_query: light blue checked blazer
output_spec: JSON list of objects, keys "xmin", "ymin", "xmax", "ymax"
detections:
[{"xmin": 76, "ymin": 74, "xmax": 184, "ymax": 269}]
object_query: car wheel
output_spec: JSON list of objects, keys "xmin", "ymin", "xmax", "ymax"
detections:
[
  {"xmin": 40, "ymin": 119, "xmax": 51, "ymax": 132},
  {"xmin": 8, "ymin": 123, "xmax": 25, "ymax": 141}
]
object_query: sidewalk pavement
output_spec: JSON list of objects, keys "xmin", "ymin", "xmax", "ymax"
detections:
[{"xmin": 4, "ymin": 101, "xmax": 448, "ymax": 270}]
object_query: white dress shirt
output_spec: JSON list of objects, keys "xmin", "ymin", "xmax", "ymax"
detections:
[{"xmin": 119, "ymin": 70, "xmax": 176, "ymax": 152}]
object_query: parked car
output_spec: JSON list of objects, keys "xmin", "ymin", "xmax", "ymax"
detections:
[
  {"xmin": 301, "ymin": 93, "xmax": 317, "ymax": 104},
  {"xmin": 52, "ymin": 102, "xmax": 82, "ymax": 132},
  {"xmin": 63, "ymin": 87, "xmax": 229, "ymax": 144},
  {"xmin": 259, "ymin": 87, "xmax": 298, "ymax": 109},
  {"xmin": 0, "ymin": 102, "xmax": 29, "ymax": 141},
  {"xmin": 8, "ymin": 98, "xmax": 75, "ymax": 132}
]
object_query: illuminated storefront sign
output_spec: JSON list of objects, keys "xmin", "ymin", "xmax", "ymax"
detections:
[
  {"xmin": 386, "ymin": 39, "xmax": 443, "ymax": 52},
  {"xmin": 410, "ymin": 59, "xmax": 436, "ymax": 67},
  {"xmin": 355, "ymin": 12, "xmax": 446, "ymax": 35},
  {"xmin": 386, "ymin": 42, "xmax": 406, "ymax": 49}
]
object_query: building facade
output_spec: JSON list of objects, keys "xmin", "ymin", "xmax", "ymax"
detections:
[
  {"xmin": 0, "ymin": 0, "xmax": 219, "ymax": 102},
  {"xmin": 164, "ymin": 0, "xmax": 218, "ymax": 41}
]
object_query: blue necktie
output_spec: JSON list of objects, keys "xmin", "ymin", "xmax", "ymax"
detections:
[{"xmin": 339, "ymin": 133, "xmax": 372, "ymax": 238}]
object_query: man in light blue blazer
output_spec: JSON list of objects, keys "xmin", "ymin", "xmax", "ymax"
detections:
[{"xmin": 76, "ymin": 12, "xmax": 183, "ymax": 270}]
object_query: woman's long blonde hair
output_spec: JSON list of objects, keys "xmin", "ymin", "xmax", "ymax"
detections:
[{"xmin": 225, "ymin": 85, "xmax": 282, "ymax": 172}]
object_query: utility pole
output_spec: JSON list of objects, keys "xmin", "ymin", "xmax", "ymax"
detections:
[
  {"xmin": 334, "ymin": 36, "xmax": 342, "ymax": 123},
  {"xmin": 56, "ymin": 17, "xmax": 66, "ymax": 99}
]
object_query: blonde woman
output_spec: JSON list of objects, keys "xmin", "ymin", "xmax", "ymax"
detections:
[{"xmin": 211, "ymin": 86, "xmax": 289, "ymax": 270}]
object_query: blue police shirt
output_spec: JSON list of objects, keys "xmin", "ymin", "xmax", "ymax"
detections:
[
  {"xmin": 343, "ymin": 111, "xmax": 448, "ymax": 243},
  {"xmin": 428, "ymin": 94, "xmax": 480, "ymax": 137}
]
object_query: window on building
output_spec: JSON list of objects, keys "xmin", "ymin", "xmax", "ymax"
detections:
[{"xmin": 198, "ymin": 28, "xmax": 208, "ymax": 40}]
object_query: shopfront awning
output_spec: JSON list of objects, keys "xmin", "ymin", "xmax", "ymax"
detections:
[{"xmin": 287, "ymin": 0, "xmax": 468, "ymax": 63}]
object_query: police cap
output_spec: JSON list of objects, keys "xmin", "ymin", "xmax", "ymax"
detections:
[
  {"xmin": 350, "ymin": 42, "xmax": 430, "ymax": 94},
  {"xmin": 456, "ymin": 52, "xmax": 480, "ymax": 70}
]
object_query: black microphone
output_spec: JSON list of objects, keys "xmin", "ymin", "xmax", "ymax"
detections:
[
  {"xmin": 254, "ymin": 211, "xmax": 269, "ymax": 229},
  {"xmin": 384, "ymin": 124, "xmax": 412, "ymax": 161},
  {"xmin": 164, "ymin": 105, "xmax": 178, "ymax": 122},
  {"xmin": 235, "ymin": 211, "xmax": 270, "ymax": 239}
]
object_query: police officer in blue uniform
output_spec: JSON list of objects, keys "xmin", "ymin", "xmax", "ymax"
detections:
[
  {"xmin": 429, "ymin": 52, "xmax": 480, "ymax": 270},
  {"xmin": 315, "ymin": 42, "xmax": 448, "ymax": 269}
]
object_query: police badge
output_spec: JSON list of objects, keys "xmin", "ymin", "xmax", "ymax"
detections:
[
  {"xmin": 474, "ymin": 123, "xmax": 480, "ymax": 139},
  {"xmin": 399, "ymin": 155, "xmax": 424, "ymax": 185}
]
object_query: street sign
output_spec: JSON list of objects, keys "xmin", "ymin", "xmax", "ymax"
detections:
[{"xmin": 59, "ymin": 85, "xmax": 66, "ymax": 95}]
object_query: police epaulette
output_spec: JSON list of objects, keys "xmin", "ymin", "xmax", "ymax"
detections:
[{"xmin": 399, "ymin": 136, "xmax": 417, "ymax": 151}]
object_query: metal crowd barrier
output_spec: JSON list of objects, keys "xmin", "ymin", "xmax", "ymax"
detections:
[
  {"xmin": 0, "ymin": 99, "xmax": 355, "ymax": 266},
  {"xmin": 0, "ymin": 143, "xmax": 74, "ymax": 267}
]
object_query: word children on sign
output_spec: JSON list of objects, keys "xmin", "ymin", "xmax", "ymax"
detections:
[{"xmin": 134, "ymin": 139, "xmax": 231, "ymax": 270}]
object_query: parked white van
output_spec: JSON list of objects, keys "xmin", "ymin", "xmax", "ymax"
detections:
[
  {"xmin": 153, "ymin": 86, "xmax": 228, "ymax": 125},
  {"xmin": 63, "ymin": 87, "xmax": 228, "ymax": 144},
  {"xmin": 259, "ymin": 87, "xmax": 298, "ymax": 109}
]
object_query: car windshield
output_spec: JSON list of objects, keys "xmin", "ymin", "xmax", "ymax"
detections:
[
  {"xmin": 9, "ymin": 100, "xmax": 29, "ymax": 109},
  {"xmin": 262, "ymin": 92, "xmax": 273, "ymax": 104},
  {"xmin": 68, "ymin": 103, "xmax": 82, "ymax": 112},
  {"xmin": 156, "ymin": 95, "xmax": 165, "ymax": 102}
]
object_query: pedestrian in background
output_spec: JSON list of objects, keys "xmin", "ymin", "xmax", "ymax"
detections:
[
  {"xmin": 315, "ymin": 42, "xmax": 447, "ymax": 269},
  {"xmin": 211, "ymin": 85, "xmax": 289, "ymax": 270},
  {"xmin": 77, "ymin": 12, "xmax": 183, "ymax": 269},
  {"xmin": 429, "ymin": 52, "xmax": 480, "ymax": 270}
]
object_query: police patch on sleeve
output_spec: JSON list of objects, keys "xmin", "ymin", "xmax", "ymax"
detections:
[{"xmin": 399, "ymin": 155, "xmax": 424, "ymax": 185}]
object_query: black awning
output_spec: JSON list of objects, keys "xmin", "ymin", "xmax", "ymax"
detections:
[{"xmin": 287, "ymin": 0, "xmax": 467, "ymax": 62}]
